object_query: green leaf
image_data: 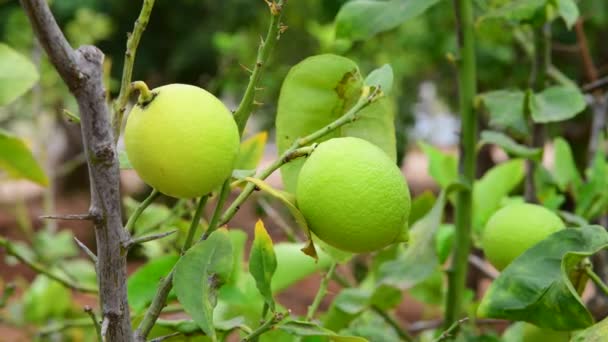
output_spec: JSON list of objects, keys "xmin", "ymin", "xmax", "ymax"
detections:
[
  {"xmin": 118, "ymin": 149, "xmax": 132, "ymax": 169},
  {"xmin": 479, "ymin": 130, "xmax": 541, "ymax": 160},
  {"xmin": 477, "ymin": 89, "xmax": 528, "ymax": 136},
  {"xmin": 364, "ymin": 64, "xmax": 393, "ymax": 96},
  {"xmin": 128, "ymin": 255, "xmax": 179, "ymax": 313},
  {"xmin": 478, "ymin": 225, "xmax": 608, "ymax": 330},
  {"xmin": 554, "ymin": 0, "xmax": 579, "ymax": 29},
  {"xmin": 249, "ymin": 220, "xmax": 277, "ymax": 311},
  {"xmin": 227, "ymin": 229, "xmax": 248, "ymax": 286},
  {"xmin": 279, "ymin": 320, "xmax": 368, "ymax": 341},
  {"xmin": 33, "ymin": 230, "xmax": 78, "ymax": 263},
  {"xmin": 0, "ymin": 130, "xmax": 48, "ymax": 186},
  {"xmin": 434, "ymin": 223, "xmax": 454, "ymax": 264},
  {"xmin": 479, "ymin": 0, "xmax": 547, "ymax": 24},
  {"xmin": 552, "ymin": 137, "xmax": 582, "ymax": 192},
  {"xmin": 473, "ymin": 159, "xmax": 526, "ymax": 234},
  {"xmin": 335, "ymin": 0, "xmax": 441, "ymax": 41},
  {"xmin": 276, "ymin": 54, "xmax": 396, "ymax": 193},
  {"xmin": 418, "ymin": 142, "xmax": 458, "ymax": 189},
  {"xmin": 529, "ymin": 86, "xmax": 587, "ymax": 123},
  {"xmin": 408, "ymin": 191, "xmax": 436, "ymax": 226},
  {"xmin": 23, "ymin": 275, "xmax": 71, "ymax": 323},
  {"xmin": 234, "ymin": 131, "xmax": 267, "ymax": 170},
  {"xmin": 378, "ymin": 190, "xmax": 447, "ymax": 289},
  {"xmin": 572, "ymin": 316, "xmax": 608, "ymax": 342},
  {"xmin": 0, "ymin": 43, "xmax": 39, "ymax": 106},
  {"xmin": 174, "ymin": 229, "xmax": 233, "ymax": 341}
]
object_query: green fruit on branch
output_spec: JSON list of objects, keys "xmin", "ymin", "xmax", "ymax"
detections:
[
  {"xmin": 482, "ymin": 203, "xmax": 565, "ymax": 271},
  {"xmin": 125, "ymin": 83, "xmax": 240, "ymax": 198},
  {"xmin": 296, "ymin": 137, "xmax": 411, "ymax": 253}
]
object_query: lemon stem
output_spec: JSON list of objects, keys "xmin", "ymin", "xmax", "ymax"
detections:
[{"xmin": 131, "ymin": 81, "xmax": 154, "ymax": 104}]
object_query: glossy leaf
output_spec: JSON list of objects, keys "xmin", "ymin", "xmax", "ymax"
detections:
[
  {"xmin": 473, "ymin": 159, "xmax": 526, "ymax": 234},
  {"xmin": 279, "ymin": 320, "xmax": 368, "ymax": 341},
  {"xmin": 276, "ymin": 54, "xmax": 395, "ymax": 193},
  {"xmin": 552, "ymin": 137, "xmax": 582, "ymax": 192},
  {"xmin": 335, "ymin": 0, "xmax": 441, "ymax": 41},
  {"xmin": 478, "ymin": 225, "xmax": 608, "ymax": 330},
  {"xmin": 0, "ymin": 43, "xmax": 39, "ymax": 106},
  {"xmin": 174, "ymin": 229, "xmax": 233, "ymax": 341},
  {"xmin": 418, "ymin": 142, "xmax": 458, "ymax": 189},
  {"xmin": 529, "ymin": 86, "xmax": 586, "ymax": 123},
  {"xmin": 234, "ymin": 131, "xmax": 267, "ymax": 170},
  {"xmin": 479, "ymin": 130, "xmax": 541, "ymax": 160},
  {"xmin": 364, "ymin": 64, "xmax": 393, "ymax": 96},
  {"xmin": 477, "ymin": 89, "xmax": 528, "ymax": 136},
  {"xmin": 249, "ymin": 220, "xmax": 277, "ymax": 311},
  {"xmin": 378, "ymin": 191, "xmax": 447, "ymax": 289},
  {"xmin": 0, "ymin": 130, "xmax": 48, "ymax": 186},
  {"xmin": 128, "ymin": 255, "xmax": 179, "ymax": 313}
]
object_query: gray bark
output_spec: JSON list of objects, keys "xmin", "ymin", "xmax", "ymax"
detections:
[{"xmin": 20, "ymin": 1, "xmax": 133, "ymax": 340}]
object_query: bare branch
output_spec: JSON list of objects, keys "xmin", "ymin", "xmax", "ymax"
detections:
[
  {"xmin": 148, "ymin": 332, "xmax": 181, "ymax": 342},
  {"xmin": 21, "ymin": 0, "xmax": 133, "ymax": 339},
  {"xmin": 40, "ymin": 213, "xmax": 96, "ymax": 222},
  {"xmin": 84, "ymin": 306, "xmax": 102, "ymax": 342}
]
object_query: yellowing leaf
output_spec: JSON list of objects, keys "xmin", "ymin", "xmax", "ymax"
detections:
[
  {"xmin": 249, "ymin": 219, "xmax": 277, "ymax": 311},
  {"xmin": 0, "ymin": 130, "xmax": 48, "ymax": 186}
]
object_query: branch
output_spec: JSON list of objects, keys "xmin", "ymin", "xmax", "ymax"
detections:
[
  {"xmin": 40, "ymin": 213, "xmax": 96, "ymax": 222},
  {"xmin": 242, "ymin": 311, "xmax": 288, "ymax": 342},
  {"xmin": 371, "ymin": 306, "xmax": 413, "ymax": 342},
  {"xmin": 306, "ymin": 263, "xmax": 336, "ymax": 320},
  {"xmin": 149, "ymin": 332, "xmax": 181, "ymax": 342},
  {"xmin": 74, "ymin": 237, "xmax": 98, "ymax": 263},
  {"xmin": 0, "ymin": 237, "xmax": 97, "ymax": 293},
  {"xmin": 182, "ymin": 195, "xmax": 209, "ymax": 252},
  {"xmin": 434, "ymin": 317, "xmax": 469, "ymax": 342},
  {"xmin": 468, "ymin": 254, "xmax": 498, "ymax": 280},
  {"xmin": 233, "ymin": 0, "xmax": 286, "ymax": 134},
  {"xmin": 21, "ymin": 0, "xmax": 133, "ymax": 339},
  {"xmin": 125, "ymin": 189, "xmax": 161, "ymax": 233},
  {"xmin": 84, "ymin": 306, "xmax": 102, "ymax": 342},
  {"xmin": 585, "ymin": 264, "xmax": 608, "ymax": 297},
  {"xmin": 112, "ymin": 0, "xmax": 156, "ymax": 142},
  {"xmin": 123, "ymin": 230, "xmax": 177, "ymax": 250}
]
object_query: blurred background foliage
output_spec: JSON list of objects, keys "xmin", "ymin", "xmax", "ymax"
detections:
[{"xmin": 1, "ymin": 0, "xmax": 608, "ymax": 161}]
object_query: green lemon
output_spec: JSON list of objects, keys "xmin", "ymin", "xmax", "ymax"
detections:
[
  {"xmin": 522, "ymin": 323, "xmax": 569, "ymax": 342},
  {"xmin": 482, "ymin": 203, "xmax": 565, "ymax": 270},
  {"xmin": 296, "ymin": 137, "xmax": 411, "ymax": 253},
  {"xmin": 125, "ymin": 84, "xmax": 240, "ymax": 198}
]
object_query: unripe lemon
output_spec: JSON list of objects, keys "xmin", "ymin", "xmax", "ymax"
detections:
[
  {"xmin": 125, "ymin": 84, "xmax": 239, "ymax": 198},
  {"xmin": 482, "ymin": 203, "xmax": 565, "ymax": 270},
  {"xmin": 521, "ymin": 323, "xmax": 569, "ymax": 342},
  {"xmin": 296, "ymin": 137, "xmax": 411, "ymax": 253}
]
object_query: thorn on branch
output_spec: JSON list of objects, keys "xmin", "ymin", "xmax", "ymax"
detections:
[
  {"xmin": 240, "ymin": 63, "xmax": 253, "ymax": 74},
  {"xmin": 101, "ymin": 316, "xmax": 109, "ymax": 340},
  {"xmin": 149, "ymin": 332, "xmax": 181, "ymax": 342},
  {"xmin": 40, "ymin": 213, "xmax": 95, "ymax": 222},
  {"xmin": 123, "ymin": 230, "xmax": 177, "ymax": 250},
  {"xmin": 74, "ymin": 237, "xmax": 98, "ymax": 263},
  {"xmin": 84, "ymin": 305, "xmax": 102, "ymax": 341}
]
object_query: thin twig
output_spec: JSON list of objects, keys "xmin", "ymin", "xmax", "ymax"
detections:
[
  {"xmin": 306, "ymin": 264, "xmax": 336, "ymax": 320},
  {"xmin": 585, "ymin": 264, "xmax": 608, "ymax": 296},
  {"xmin": 149, "ymin": 332, "xmax": 181, "ymax": 342},
  {"xmin": 258, "ymin": 197, "xmax": 299, "ymax": 242},
  {"xmin": 84, "ymin": 306, "xmax": 102, "ymax": 342},
  {"xmin": 182, "ymin": 195, "xmax": 209, "ymax": 252},
  {"xmin": 112, "ymin": 0, "xmax": 156, "ymax": 142},
  {"xmin": 74, "ymin": 237, "xmax": 98, "ymax": 263},
  {"xmin": 201, "ymin": 179, "xmax": 232, "ymax": 241},
  {"xmin": 242, "ymin": 312, "xmax": 288, "ymax": 341},
  {"xmin": 468, "ymin": 254, "xmax": 498, "ymax": 279},
  {"xmin": 434, "ymin": 317, "xmax": 469, "ymax": 342},
  {"xmin": 233, "ymin": 0, "xmax": 286, "ymax": 134},
  {"xmin": 124, "ymin": 230, "xmax": 177, "ymax": 250},
  {"xmin": 372, "ymin": 306, "xmax": 413, "ymax": 342},
  {"xmin": 0, "ymin": 237, "xmax": 97, "ymax": 293},
  {"xmin": 125, "ymin": 189, "xmax": 161, "ymax": 233}
]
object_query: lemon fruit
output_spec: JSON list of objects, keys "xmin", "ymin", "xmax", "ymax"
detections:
[
  {"xmin": 296, "ymin": 137, "xmax": 411, "ymax": 253},
  {"xmin": 521, "ymin": 323, "xmax": 569, "ymax": 342},
  {"xmin": 482, "ymin": 203, "xmax": 565, "ymax": 270},
  {"xmin": 125, "ymin": 84, "xmax": 240, "ymax": 198}
]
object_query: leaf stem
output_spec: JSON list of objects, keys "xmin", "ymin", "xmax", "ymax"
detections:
[
  {"xmin": 111, "ymin": 0, "xmax": 156, "ymax": 142},
  {"xmin": 585, "ymin": 264, "xmax": 608, "ymax": 296},
  {"xmin": 371, "ymin": 306, "xmax": 413, "ymax": 342},
  {"xmin": 445, "ymin": 0, "xmax": 477, "ymax": 328},
  {"xmin": 0, "ymin": 237, "xmax": 97, "ymax": 293},
  {"xmin": 182, "ymin": 195, "xmax": 209, "ymax": 252},
  {"xmin": 125, "ymin": 188, "xmax": 161, "ymax": 233},
  {"xmin": 233, "ymin": 0, "xmax": 286, "ymax": 135},
  {"xmin": 242, "ymin": 311, "xmax": 288, "ymax": 342},
  {"xmin": 306, "ymin": 263, "xmax": 336, "ymax": 320}
]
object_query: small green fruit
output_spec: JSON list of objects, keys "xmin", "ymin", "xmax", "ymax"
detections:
[
  {"xmin": 125, "ymin": 84, "xmax": 240, "ymax": 198},
  {"xmin": 296, "ymin": 137, "xmax": 411, "ymax": 253},
  {"xmin": 482, "ymin": 203, "xmax": 565, "ymax": 270}
]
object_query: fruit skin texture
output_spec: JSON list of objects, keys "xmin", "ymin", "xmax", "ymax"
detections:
[
  {"xmin": 296, "ymin": 137, "xmax": 411, "ymax": 253},
  {"xmin": 125, "ymin": 84, "xmax": 240, "ymax": 198},
  {"xmin": 482, "ymin": 203, "xmax": 565, "ymax": 270}
]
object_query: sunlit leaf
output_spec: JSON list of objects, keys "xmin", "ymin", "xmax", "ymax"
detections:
[
  {"xmin": 364, "ymin": 64, "xmax": 393, "ymax": 95},
  {"xmin": 552, "ymin": 137, "xmax": 582, "ymax": 192},
  {"xmin": 418, "ymin": 142, "xmax": 457, "ymax": 189},
  {"xmin": 529, "ymin": 86, "xmax": 586, "ymax": 123},
  {"xmin": 234, "ymin": 131, "xmax": 267, "ymax": 170},
  {"xmin": 555, "ymin": 0, "xmax": 579, "ymax": 29},
  {"xmin": 0, "ymin": 130, "xmax": 48, "ymax": 186},
  {"xmin": 249, "ymin": 220, "xmax": 277, "ymax": 311},
  {"xmin": 477, "ymin": 89, "xmax": 528, "ymax": 136},
  {"xmin": 0, "ymin": 43, "xmax": 39, "ymax": 106},
  {"xmin": 479, "ymin": 130, "xmax": 541, "ymax": 160}
]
